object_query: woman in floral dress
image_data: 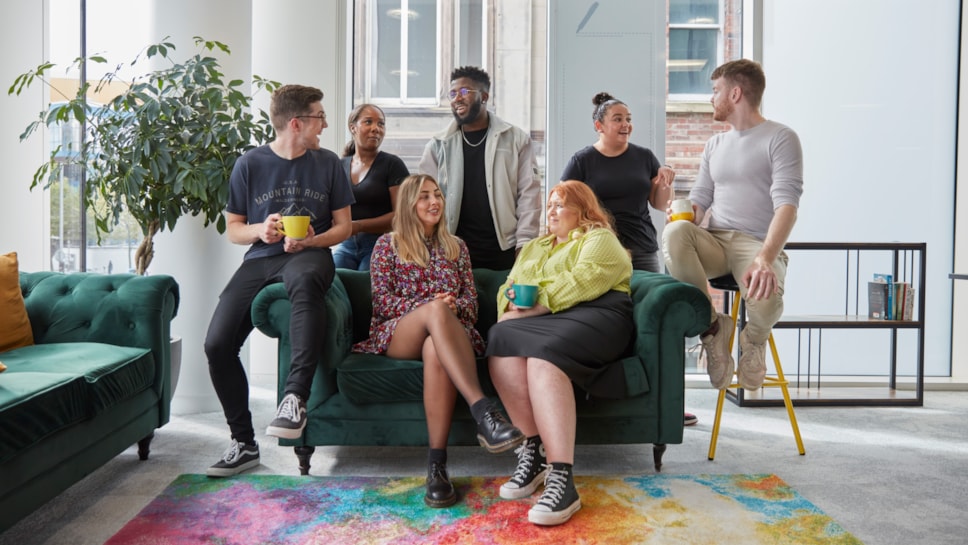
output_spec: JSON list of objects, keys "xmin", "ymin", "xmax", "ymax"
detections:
[{"xmin": 352, "ymin": 174, "xmax": 523, "ymax": 508}]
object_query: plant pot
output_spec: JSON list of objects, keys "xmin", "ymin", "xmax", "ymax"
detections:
[{"xmin": 170, "ymin": 335, "xmax": 182, "ymax": 401}]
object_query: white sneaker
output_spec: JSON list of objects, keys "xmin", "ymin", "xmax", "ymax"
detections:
[
  {"xmin": 738, "ymin": 329, "xmax": 767, "ymax": 390},
  {"xmin": 701, "ymin": 313, "xmax": 736, "ymax": 389}
]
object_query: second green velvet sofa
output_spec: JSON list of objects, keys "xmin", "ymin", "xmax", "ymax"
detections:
[
  {"xmin": 251, "ymin": 268, "xmax": 709, "ymax": 475},
  {"xmin": 0, "ymin": 271, "xmax": 179, "ymax": 532}
]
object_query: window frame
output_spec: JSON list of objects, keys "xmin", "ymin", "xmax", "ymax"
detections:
[
  {"xmin": 667, "ymin": 0, "xmax": 725, "ymax": 103},
  {"xmin": 353, "ymin": 0, "xmax": 490, "ymax": 109}
]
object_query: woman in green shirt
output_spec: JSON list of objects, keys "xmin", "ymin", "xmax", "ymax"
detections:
[{"xmin": 486, "ymin": 180, "xmax": 634, "ymax": 527}]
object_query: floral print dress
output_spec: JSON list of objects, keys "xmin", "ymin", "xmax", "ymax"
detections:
[{"xmin": 351, "ymin": 233, "xmax": 485, "ymax": 355}]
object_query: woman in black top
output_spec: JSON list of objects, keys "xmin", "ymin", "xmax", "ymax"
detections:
[
  {"xmin": 559, "ymin": 92, "xmax": 674, "ymax": 272},
  {"xmin": 334, "ymin": 103, "xmax": 410, "ymax": 270}
]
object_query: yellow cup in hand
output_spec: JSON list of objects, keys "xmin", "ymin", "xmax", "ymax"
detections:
[
  {"xmin": 278, "ymin": 215, "xmax": 310, "ymax": 240},
  {"xmin": 670, "ymin": 199, "xmax": 695, "ymax": 222}
]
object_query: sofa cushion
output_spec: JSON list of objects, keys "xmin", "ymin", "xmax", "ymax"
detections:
[
  {"xmin": 337, "ymin": 354, "xmax": 426, "ymax": 404},
  {"xmin": 0, "ymin": 342, "xmax": 155, "ymax": 463},
  {"xmin": 337, "ymin": 353, "xmax": 496, "ymax": 404},
  {"xmin": 0, "ymin": 252, "xmax": 34, "ymax": 353}
]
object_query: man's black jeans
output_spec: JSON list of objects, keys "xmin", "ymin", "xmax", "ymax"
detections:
[{"xmin": 204, "ymin": 248, "xmax": 334, "ymax": 444}]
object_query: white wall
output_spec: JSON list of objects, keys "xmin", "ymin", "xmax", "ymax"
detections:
[
  {"xmin": 1, "ymin": 2, "xmax": 48, "ymax": 271},
  {"xmin": 761, "ymin": 0, "xmax": 958, "ymax": 378}
]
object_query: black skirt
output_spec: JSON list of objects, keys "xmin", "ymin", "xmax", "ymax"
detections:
[{"xmin": 485, "ymin": 290, "xmax": 634, "ymax": 398}]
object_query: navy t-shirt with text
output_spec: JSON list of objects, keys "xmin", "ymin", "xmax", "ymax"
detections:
[{"xmin": 227, "ymin": 145, "xmax": 355, "ymax": 260}]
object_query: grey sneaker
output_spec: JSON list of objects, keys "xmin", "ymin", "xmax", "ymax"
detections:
[
  {"xmin": 738, "ymin": 329, "xmax": 767, "ymax": 390},
  {"xmin": 528, "ymin": 464, "xmax": 581, "ymax": 526},
  {"xmin": 500, "ymin": 438, "xmax": 548, "ymax": 499},
  {"xmin": 266, "ymin": 393, "xmax": 306, "ymax": 439},
  {"xmin": 207, "ymin": 439, "xmax": 260, "ymax": 477},
  {"xmin": 701, "ymin": 313, "xmax": 736, "ymax": 389}
]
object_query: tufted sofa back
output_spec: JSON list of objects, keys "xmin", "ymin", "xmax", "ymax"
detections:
[{"xmin": 18, "ymin": 271, "xmax": 180, "ymax": 418}]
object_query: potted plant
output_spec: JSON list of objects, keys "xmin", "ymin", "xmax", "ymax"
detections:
[
  {"xmin": 9, "ymin": 36, "xmax": 280, "ymax": 397},
  {"xmin": 9, "ymin": 36, "xmax": 279, "ymax": 274}
]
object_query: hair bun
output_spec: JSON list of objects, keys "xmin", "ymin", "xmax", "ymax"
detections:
[{"xmin": 592, "ymin": 92, "xmax": 615, "ymax": 106}]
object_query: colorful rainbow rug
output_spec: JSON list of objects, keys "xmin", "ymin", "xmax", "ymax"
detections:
[{"xmin": 104, "ymin": 473, "xmax": 861, "ymax": 544}]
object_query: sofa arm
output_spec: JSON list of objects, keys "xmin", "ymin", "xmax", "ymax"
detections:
[
  {"xmin": 251, "ymin": 276, "xmax": 354, "ymax": 403},
  {"xmin": 19, "ymin": 272, "xmax": 180, "ymax": 422},
  {"xmin": 631, "ymin": 271, "xmax": 710, "ymax": 339},
  {"xmin": 627, "ymin": 270, "xmax": 710, "ymax": 395}
]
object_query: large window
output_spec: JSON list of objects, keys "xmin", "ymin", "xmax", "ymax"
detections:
[
  {"xmin": 47, "ymin": 0, "xmax": 149, "ymax": 273},
  {"xmin": 668, "ymin": 0, "xmax": 722, "ymax": 99},
  {"xmin": 357, "ymin": 0, "xmax": 488, "ymax": 106}
]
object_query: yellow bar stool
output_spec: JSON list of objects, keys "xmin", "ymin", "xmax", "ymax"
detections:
[{"xmin": 706, "ymin": 274, "xmax": 805, "ymax": 460}]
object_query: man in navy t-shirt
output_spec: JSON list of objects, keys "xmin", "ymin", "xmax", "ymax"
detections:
[{"xmin": 204, "ymin": 84, "xmax": 354, "ymax": 477}]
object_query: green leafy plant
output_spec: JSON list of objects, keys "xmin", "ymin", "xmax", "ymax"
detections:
[{"xmin": 9, "ymin": 37, "xmax": 280, "ymax": 274}]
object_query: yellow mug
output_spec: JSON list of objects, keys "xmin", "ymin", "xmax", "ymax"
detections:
[
  {"xmin": 669, "ymin": 199, "xmax": 695, "ymax": 223},
  {"xmin": 278, "ymin": 215, "xmax": 310, "ymax": 240}
]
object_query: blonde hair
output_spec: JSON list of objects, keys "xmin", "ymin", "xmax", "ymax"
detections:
[
  {"xmin": 391, "ymin": 175, "xmax": 462, "ymax": 267},
  {"xmin": 549, "ymin": 180, "xmax": 616, "ymax": 236}
]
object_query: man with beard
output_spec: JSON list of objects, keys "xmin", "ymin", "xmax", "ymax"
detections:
[
  {"xmin": 661, "ymin": 59, "xmax": 803, "ymax": 393},
  {"xmin": 418, "ymin": 66, "xmax": 541, "ymax": 270}
]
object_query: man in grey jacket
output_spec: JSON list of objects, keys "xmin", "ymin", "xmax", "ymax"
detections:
[{"xmin": 418, "ymin": 66, "xmax": 541, "ymax": 270}]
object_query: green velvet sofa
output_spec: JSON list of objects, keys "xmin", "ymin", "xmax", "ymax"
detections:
[
  {"xmin": 251, "ymin": 268, "xmax": 709, "ymax": 475},
  {"xmin": 0, "ymin": 272, "xmax": 179, "ymax": 532}
]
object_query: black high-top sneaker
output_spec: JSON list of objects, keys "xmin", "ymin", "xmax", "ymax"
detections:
[
  {"xmin": 499, "ymin": 437, "xmax": 548, "ymax": 499},
  {"xmin": 527, "ymin": 463, "xmax": 581, "ymax": 526}
]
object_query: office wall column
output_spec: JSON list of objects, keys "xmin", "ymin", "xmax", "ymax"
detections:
[
  {"xmin": 251, "ymin": 0, "xmax": 348, "ymax": 155},
  {"xmin": 147, "ymin": 0, "xmax": 253, "ymax": 414}
]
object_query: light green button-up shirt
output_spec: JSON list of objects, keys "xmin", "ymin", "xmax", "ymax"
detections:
[{"xmin": 497, "ymin": 227, "xmax": 632, "ymax": 319}]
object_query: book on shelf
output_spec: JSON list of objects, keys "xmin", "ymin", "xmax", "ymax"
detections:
[
  {"xmin": 893, "ymin": 281, "xmax": 915, "ymax": 320},
  {"xmin": 868, "ymin": 274, "xmax": 916, "ymax": 320},
  {"xmin": 868, "ymin": 281, "xmax": 889, "ymax": 319},
  {"xmin": 874, "ymin": 273, "xmax": 894, "ymax": 320}
]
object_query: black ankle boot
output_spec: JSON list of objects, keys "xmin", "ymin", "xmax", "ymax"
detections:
[
  {"xmin": 476, "ymin": 408, "xmax": 525, "ymax": 454},
  {"xmin": 424, "ymin": 460, "xmax": 457, "ymax": 508}
]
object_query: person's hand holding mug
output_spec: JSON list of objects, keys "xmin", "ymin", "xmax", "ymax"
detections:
[
  {"xmin": 505, "ymin": 282, "xmax": 538, "ymax": 309},
  {"xmin": 667, "ymin": 198, "xmax": 695, "ymax": 223},
  {"xmin": 283, "ymin": 225, "xmax": 316, "ymax": 253},
  {"xmin": 262, "ymin": 213, "xmax": 284, "ymax": 244}
]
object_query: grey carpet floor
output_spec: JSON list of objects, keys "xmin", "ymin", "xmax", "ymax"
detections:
[{"xmin": 2, "ymin": 375, "xmax": 966, "ymax": 545}]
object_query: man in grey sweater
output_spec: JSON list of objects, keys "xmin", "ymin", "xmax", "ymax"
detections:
[{"xmin": 662, "ymin": 59, "xmax": 804, "ymax": 392}]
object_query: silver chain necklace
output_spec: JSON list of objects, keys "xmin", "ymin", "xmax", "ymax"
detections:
[{"xmin": 461, "ymin": 127, "xmax": 488, "ymax": 148}]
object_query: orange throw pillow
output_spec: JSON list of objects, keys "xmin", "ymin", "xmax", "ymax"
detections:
[{"xmin": 0, "ymin": 252, "xmax": 34, "ymax": 353}]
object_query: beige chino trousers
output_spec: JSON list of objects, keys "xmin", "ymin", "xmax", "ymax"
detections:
[{"xmin": 662, "ymin": 221, "xmax": 787, "ymax": 344}]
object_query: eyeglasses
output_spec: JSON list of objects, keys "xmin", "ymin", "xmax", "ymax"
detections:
[
  {"xmin": 447, "ymin": 87, "xmax": 480, "ymax": 101},
  {"xmin": 294, "ymin": 112, "xmax": 327, "ymax": 122}
]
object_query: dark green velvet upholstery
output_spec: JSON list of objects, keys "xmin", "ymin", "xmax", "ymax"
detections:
[
  {"xmin": 252, "ymin": 268, "xmax": 709, "ymax": 472},
  {"xmin": 0, "ymin": 272, "xmax": 179, "ymax": 532}
]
